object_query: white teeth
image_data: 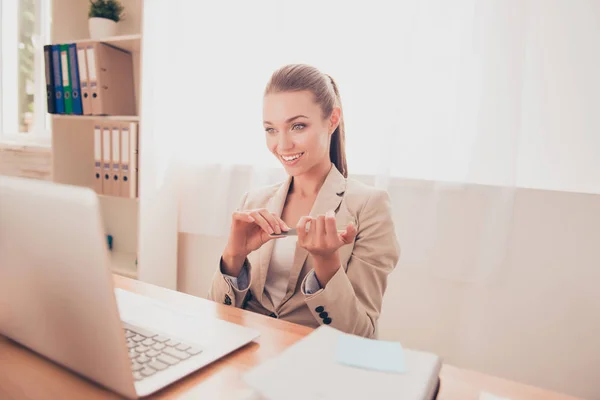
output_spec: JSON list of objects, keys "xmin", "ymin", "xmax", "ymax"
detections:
[{"xmin": 281, "ymin": 153, "xmax": 303, "ymax": 161}]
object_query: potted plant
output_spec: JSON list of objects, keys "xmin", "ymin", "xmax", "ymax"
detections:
[{"xmin": 88, "ymin": 0, "xmax": 124, "ymax": 39}]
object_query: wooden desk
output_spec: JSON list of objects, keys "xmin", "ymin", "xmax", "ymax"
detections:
[{"xmin": 0, "ymin": 275, "xmax": 582, "ymax": 400}]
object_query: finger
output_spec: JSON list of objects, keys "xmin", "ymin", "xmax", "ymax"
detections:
[
  {"xmin": 271, "ymin": 213, "xmax": 290, "ymax": 232},
  {"xmin": 325, "ymin": 211, "xmax": 337, "ymax": 236},
  {"xmin": 297, "ymin": 216, "xmax": 311, "ymax": 245},
  {"xmin": 257, "ymin": 209, "xmax": 281, "ymax": 234},
  {"xmin": 316, "ymin": 215, "xmax": 326, "ymax": 244},
  {"xmin": 340, "ymin": 222, "xmax": 357, "ymax": 244},
  {"xmin": 250, "ymin": 211, "xmax": 274, "ymax": 235},
  {"xmin": 232, "ymin": 211, "xmax": 255, "ymax": 223},
  {"xmin": 307, "ymin": 216, "xmax": 316, "ymax": 242}
]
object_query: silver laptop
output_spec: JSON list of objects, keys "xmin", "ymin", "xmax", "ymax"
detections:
[{"xmin": 0, "ymin": 176, "xmax": 259, "ymax": 398}]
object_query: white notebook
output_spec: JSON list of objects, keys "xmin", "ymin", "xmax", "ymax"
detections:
[{"xmin": 243, "ymin": 326, "xmax": 441, "ymax": 400}]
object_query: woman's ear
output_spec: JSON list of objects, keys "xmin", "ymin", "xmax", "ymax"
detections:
[{"xmin": 329, "ymin": 107, "xmax": 341, "ymax": 135}]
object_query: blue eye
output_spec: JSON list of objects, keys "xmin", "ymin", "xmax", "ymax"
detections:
[
  {"xmin": 292, "ymin": 123, "xmax": 306, "ymax": 131},
  {"xmin": 265, "ymin": 127, "xmax": 276, "ymax": 134}
]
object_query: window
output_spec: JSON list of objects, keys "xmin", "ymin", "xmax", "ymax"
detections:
[
  {"xmin": 145, "ymin": 0, "xmax": 600, "ymax": 195},
  {"xmin": 0, "ymin": 0, "xmax": 51, "ymax": 143}
]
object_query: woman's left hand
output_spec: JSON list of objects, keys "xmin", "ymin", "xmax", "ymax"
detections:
[{"xmin": 297, "ymin": 210, "xmax": 357, "ymax": 286}]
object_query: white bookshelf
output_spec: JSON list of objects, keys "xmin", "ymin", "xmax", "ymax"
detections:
[
  {"xmin": 110, "ymin": 251, "xmax": 138, "ymax": 279},
  {"xmin": 53, "ymin": 115, "xmax": 140, "ymax": 122},
  {"xmin": 70, "ymin": 34, "xmax": 142, "ymax": 52},
  {"xmin": 50, "ymin": 0, "xmax": 143, "ymax": 279}
]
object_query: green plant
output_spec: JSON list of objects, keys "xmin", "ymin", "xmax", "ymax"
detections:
[{"xmin": 88, "ymin": 0, "xmax": 124, "ymax": 23}]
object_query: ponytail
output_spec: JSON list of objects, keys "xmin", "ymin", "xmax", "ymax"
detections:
[{"xmin": 326, "ymin": 75, "xmax": 348, "ymax": 178}]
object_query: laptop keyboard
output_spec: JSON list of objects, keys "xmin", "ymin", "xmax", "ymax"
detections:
[{"xmin": 122, "ymin": 322, "xmax": 203, "ymax": 381}]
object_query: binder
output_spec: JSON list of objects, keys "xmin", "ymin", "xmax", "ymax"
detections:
[
  {"xmin": 77, "ymin": 43, "xmax": 92, "ymax": 115},
  {"xmin": 111, "ymin": 126, "xmax": 121, "ymax": 194},
  {"xmin": 93, "ymin": 125, "xmax": 103, "ymax": 194},
  {"xmin": 86, "ymin": 42, "xmax": 136, "ymax": 115},
  {"xmin": 102, "ymin": 127, "xmax": 113, "ymax": 195},
  {"xmin": 130, "ymin": 122, "xmax": 139, "ymax": 198},
  {"xmin": 119, "ymin": 124, "xmax": 130, "ymax": 197},
  {"xmin": 68, "ymin": 44, "xmax": 83, "ymax": 115},
  {"xmin": 86, "ymin": 45, "xmax": 97, "ymax": 114},
  {"xmin": 43, "ymin": 45, "xmax": 56, "ymax": 114},
  {"xmin": 120, "ymin": 122, "xmax": 138, "ymax": 198},
  {"xmin": 51, "ymin": 45, "xmax": 65, "ymax": 114},
  {"xmin": 59, "ymin": 44, "xmax": 73, "ymax": 114}
]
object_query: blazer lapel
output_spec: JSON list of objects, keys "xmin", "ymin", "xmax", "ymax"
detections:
[
  {"xmin": 255, "ymin": 176, "xmax": 292, "ymax": 308},
  {"xmin": 279, "ymin": 165, "xmax": 347, "ymax": 307}
]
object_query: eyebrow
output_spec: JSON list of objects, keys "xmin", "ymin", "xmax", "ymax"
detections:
[{"xmin": 264, "ymin": 115, "xmax": 309, "ymax": 125}]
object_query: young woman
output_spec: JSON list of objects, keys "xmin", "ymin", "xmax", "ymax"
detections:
[{"xmin": 209, "ymin": 64, "xmax": 400, "ymax": 338}]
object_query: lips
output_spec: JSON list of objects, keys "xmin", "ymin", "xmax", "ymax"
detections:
[{"xmin": 280, "ymin": 152, "xmax": 305, "ymax": 165}]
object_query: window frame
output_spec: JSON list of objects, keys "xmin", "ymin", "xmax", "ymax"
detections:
[{"xmin": 0, "ymin": 0, "xmax": 52, "ymax": 146}]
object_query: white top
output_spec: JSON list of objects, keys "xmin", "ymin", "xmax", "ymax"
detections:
[
  {"xmin": 264, "ymin": 236, "xmax": 297, "ymax": 308},
  {"xmin": 224, "ymin": 237, "xmax": 323, "ymax": 302}
]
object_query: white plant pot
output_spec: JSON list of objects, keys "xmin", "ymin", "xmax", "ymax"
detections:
[{"xmin": 88, "ymin": 17, "xmax": 118, "ymax": 39}]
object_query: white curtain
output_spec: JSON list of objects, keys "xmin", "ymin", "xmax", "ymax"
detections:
[{"xmin": 139, "ymin": 0, "xmax": 600, "ymax": 288}]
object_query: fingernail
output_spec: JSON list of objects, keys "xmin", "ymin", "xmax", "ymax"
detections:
[{"xmin": 326, "ymin": 210, "xmax": 335, "ymax": 218}]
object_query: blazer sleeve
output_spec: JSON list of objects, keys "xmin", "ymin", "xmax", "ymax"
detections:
[
  {"xmin": 207, "ymin": 192, "xmax": 253, "ymax": 308},
  {"xmin": 301, "ymin": 189, "xmax": 400, "ymax": 338},
  {"xmin": 208, "ymin": 257, "xmax": 252, "ymax": 308}
]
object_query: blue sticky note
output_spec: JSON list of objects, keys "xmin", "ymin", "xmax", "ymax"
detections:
[{"xmin": 336, "ymin": 333, "xmax": 406, "ymax": 374}]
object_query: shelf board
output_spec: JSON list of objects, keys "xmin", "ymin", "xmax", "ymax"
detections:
[
  {"xmin": 99, "ymin": 194, "xmax": 139, "ymax": 202},
  {"xmin": 66, "ymin": 34, "xmax": 142, "ymax": 52},
  {"xmin": 110, "ymin": 251, "xmax": 137, "ymax": 279},
  {"xmin": 52, "ymin": 114, "xmax": 140, "ymax": 121}
]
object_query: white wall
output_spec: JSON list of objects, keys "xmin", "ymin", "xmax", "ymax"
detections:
[{"xmin": 177, "ymin": 181, "xmax": 600, "ymax": 400}]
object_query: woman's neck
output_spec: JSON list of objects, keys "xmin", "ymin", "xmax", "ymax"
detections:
[{"xmin": 290, "ymin": 160, "xmax": 332, "ymax": 198}]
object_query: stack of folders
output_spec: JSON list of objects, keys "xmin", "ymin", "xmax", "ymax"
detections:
[
  {"xmin": 44, "ymin": 42, "xmax": 136, "ymax": 116},
  {"xmin": 94, "ymin": 121, "xmax": 139, "ymax": 198}
]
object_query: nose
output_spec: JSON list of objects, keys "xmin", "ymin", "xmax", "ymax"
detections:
[{"xmin": 277, "ymin": 132, "xmax": 293, "ymax": 152}]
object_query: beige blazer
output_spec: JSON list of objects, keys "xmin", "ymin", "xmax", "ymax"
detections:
[{"xmin": 208, "ymin": 165, "xmax": 400, "ymax": 338}]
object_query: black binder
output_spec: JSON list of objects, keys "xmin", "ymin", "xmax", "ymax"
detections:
[{"xmin": 43, "ymin": 45, "xmax": 56, "ymax": 114}]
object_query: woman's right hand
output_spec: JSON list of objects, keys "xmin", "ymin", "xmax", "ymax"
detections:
[{"xmin": 221, "ymin": 209, "xmax": 290, "ymax": 277}]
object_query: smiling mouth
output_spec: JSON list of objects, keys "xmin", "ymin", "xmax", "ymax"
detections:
[{"xmin": 279, "ymin": 152, "xmax": 305, "ymax": 164}]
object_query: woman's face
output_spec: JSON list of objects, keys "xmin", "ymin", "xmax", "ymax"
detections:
[{"xmin": 263, "ymin": 90, "xmax": 339, "ymax": 177}]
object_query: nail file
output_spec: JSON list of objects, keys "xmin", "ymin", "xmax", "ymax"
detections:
[
  {"xmin": 270, "ymin": 228, "xmax": 299, "ymax": 237},
  {"xmin": 270, "ymin": 228, "xmax": 347, "ymax": 237}
]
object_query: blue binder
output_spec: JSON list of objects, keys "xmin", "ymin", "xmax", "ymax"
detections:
[
  {"xmin": 51, "ymin": 45, "xmax": 65, "ymax": 114},
  {"xmin": 68, "ymin": 43, "xmax": 83, "ymax": 115}
]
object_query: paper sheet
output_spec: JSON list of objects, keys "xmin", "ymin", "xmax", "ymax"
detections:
[{"xmin": 336, "ymin": 333, "xmax": 406, "ymax": 373}]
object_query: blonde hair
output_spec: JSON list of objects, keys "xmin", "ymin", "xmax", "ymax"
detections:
[{"xmin": 265, "ymin": 64, "xmax": 347, "ymax": 178}]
